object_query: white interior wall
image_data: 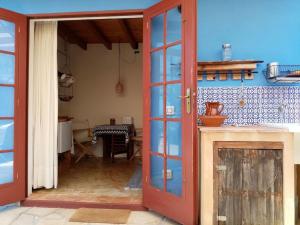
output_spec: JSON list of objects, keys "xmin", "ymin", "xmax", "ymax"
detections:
[{"xmin": 58, "ymin": 39, "xmax": 143, "ymax": 157}]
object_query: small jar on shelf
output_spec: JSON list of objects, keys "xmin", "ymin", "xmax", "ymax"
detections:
[{"xmin": 222, "ymin": 43, "xmax": 232, "ymax": 61}]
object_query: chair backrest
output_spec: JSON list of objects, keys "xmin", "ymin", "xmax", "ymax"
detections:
[
  {"xmin": 72, "ymin": 119, "xmax": 93, "ymax": 142},
  {"xmin": 135, "ymin": 128, "xmax": 143, "ymax": 137}
]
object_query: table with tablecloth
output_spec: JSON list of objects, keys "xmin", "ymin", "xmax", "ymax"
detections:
[{"xmin": 92, "ymin": 124, "xmax": 134, "ymax": 160}]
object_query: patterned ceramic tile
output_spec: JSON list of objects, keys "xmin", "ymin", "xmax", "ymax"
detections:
[{"xmin": 197, "ymin": 86, "xmax": 300, "ymax": 125}]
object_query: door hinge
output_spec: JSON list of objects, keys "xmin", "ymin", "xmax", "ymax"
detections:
[
  {"xmin": 217, "ymin": 216, "xmax": 227, "ymax": 222},
  {"xmin": 146, "ymin": 175, "xmax": 148, "ymax": 183},
  {"xmin": 16, "ymin": 172, "xmax": 19, "ymax": 180},
  {"xmin": 18, "ymin": 27, "xmax": 21, "ymax": 33},
  {"xmin": 146, "ymin": 22, "xmax": 149, "ymax": 29},
  {"xmin": 216, "ymin": 165, "xmax": 227, "ymax": 171}
]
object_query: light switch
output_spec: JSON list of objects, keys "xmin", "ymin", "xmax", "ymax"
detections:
[{"xmin": 166, "ymin": 106, "xmax": 175, "ymax": 115}]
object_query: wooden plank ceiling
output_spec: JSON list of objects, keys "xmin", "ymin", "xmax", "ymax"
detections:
[{"xmin": 58, "ymin": 18, "xmax": 143, "ymax": 50}]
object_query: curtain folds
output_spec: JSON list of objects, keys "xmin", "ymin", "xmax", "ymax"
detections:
[{"xmin": 29, "ymin": 21, "xmax": 58, "ymax": 189}]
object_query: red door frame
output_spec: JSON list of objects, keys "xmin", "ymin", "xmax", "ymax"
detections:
[
  {"xmin": 143, "ymin": 0, "xmax": 198, "ymax": 224},
  {"xmin": 0, "ymin": 8, "xmax": 28, "ymax": 205}
]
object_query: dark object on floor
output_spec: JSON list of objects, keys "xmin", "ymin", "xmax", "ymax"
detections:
[
  {"xmin": 125, "ymin": 163, "xmax": 142, "ymax": 190},
  {"xmin": 69, "ymin": 208, "xmax": 131, "ymax": 224}
]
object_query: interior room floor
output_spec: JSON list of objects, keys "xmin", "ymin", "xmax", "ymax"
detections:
[{"xmin": 28, "ymin": 157, "xmax": 142, "ymax": 205}]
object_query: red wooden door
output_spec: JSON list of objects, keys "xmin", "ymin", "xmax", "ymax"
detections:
[
  {"xmin": 143, "ymin": 0, "xmax": 198, "ymax": 224},
  {"xmin": 0, "ymin": 8, "xmax": 27, "ymax": 205}
]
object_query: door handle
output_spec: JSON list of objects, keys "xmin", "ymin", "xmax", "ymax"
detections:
[
  {"xmin": 178, "ymin": 95, "xmax": 189, "ymax": 99},
  {"xmin": 178, "ymin": 88, "xmax": 191, "ymax": 114},
  {"xmin": 185, "ymin": 88, "xmax": 191, "ymax": 114}
]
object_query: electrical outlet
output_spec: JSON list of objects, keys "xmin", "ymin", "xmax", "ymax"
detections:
[
  {"xmin": 166, "ymin": 169, "xmax": 173, "ymax": 180},
  {"xmin": 162, "ymin": 169, "xmax": 173, "ymax": 180}
]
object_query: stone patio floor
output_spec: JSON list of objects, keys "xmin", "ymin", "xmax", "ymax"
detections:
[{"xmin": 0, "ymin": 206, "xmax": 179, "ymax": 225}]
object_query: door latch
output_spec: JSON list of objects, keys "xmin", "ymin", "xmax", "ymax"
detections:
[
  {"xmin": 217, "ymin": 216, "xmax": 227, "ymax": 222},
  {"xmin": 178, "ymin": 88, "xmax": 191, "ymax": 114},
  {"xmin": 216, "ymin": 165, "xmax": 227, "ymax": 172}
]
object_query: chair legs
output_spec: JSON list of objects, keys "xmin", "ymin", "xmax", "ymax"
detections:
[{"xmin": 74, "ymin": 138, "xmax": 95, "ymax": 163}]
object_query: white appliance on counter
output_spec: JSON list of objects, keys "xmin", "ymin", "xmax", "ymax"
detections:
[{"xmin": 57, "ymin": 120, "xmax": 74, "ymax": 154}]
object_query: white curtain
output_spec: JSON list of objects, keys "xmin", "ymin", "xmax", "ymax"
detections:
[{"xmin": 28, "ymin": 21, "xmax": 58, "ymax": 189}]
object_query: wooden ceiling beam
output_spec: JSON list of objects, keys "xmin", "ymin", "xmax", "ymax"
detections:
[
  {"xmin": 58, "ymin": 23, "xmax": 87, "ymax": 50},
  {"xmin": 118, "ymin": 19, "xmax": 138, "ymax": 49},
  {"xmin": 87, "ymin": 21, "xmax": 112, "ymax": 50}
]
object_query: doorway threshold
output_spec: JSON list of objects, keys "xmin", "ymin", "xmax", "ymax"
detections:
[{"xmin": 21, "ymin": 199, "xmax": 146, "ymax": 211}]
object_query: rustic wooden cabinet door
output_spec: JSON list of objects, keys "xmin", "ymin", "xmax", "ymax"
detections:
[{"xmin": 216, "ymin": 148, "xmax": 283, "ymax": 225}]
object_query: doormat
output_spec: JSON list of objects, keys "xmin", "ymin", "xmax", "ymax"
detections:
[
  {"xmin": 69, "ymin": 208, "xmax": 131, "ymax": 224},
  {"xmin": 124, "ymin": 162, "xmax": 142, "ymax": 190}
]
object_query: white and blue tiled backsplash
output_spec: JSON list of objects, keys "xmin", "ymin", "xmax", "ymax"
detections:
[{"xmin": 197, "ymin": 86, "xmax": 300, "ymax": 125}]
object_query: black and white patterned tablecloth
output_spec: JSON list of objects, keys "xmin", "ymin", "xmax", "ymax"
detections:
[{"xmin": 92, "ymin": 124, "xmax": 133, "ymax": 144}]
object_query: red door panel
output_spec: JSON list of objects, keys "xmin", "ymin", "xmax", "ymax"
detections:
[
  {"xmin": 142, "ymin": 0, "xmax": 198, "ymax": 224},
  {"xmin": 0, "ymin": 8, "xmax": 27, "ymax": 205}
]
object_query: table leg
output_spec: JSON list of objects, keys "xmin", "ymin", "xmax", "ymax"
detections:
[{"xmin": 102, "ymin": 135, "xmax": 112, "ymax": 160}]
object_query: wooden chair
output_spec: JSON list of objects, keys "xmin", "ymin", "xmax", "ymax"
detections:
[
  {"xmin": 73, "ymin": 119, "xmax": 96, "ymax": 163},
  {"xmin": 130, "ymin": 128, "xmax": 143, "ymax": 160},
  {"xmin": 111, "ymin": 134, "xmax": 129, "ymax": 163}
]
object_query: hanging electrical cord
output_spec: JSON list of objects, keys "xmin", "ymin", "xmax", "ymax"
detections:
[
  {"xmin": 120, "ymin": 45, "xmax": 139, "ymax": 64},
  {"xmin": 115, "ymin": 42, "xmax": 124, "ymax": 95}
]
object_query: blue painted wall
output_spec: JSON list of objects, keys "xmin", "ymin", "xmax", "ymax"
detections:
[
  {"xmin": 1, "ymin": 0, "xmax": 300, "ymax": 86},
  {"xmin": 198, "ymin": 0, "xmax": 300, "ymax": 87}
]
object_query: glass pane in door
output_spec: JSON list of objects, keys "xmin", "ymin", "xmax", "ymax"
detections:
[
  {"xmin": 166, "ymin": 45, "xmax": 181, "ymax": 81},
  {"xmin": 0, "ymin": 19, "xmax": 15, "ymax": 52},
  {"xmin": 151, "ymin": 86, "xmax": 164, "ymax": 118},
  {"xmin": 151, "ymin": 50, "xmax": 164, "ymax": 83},
  {"xmin": 166, "ymin": 7, "xmax": 182, "ymax": 44},
  {"xmin": 150, "ymin": 155, "xmax": 164, "ymax": 190},
  {"xmin": 166, "ymin": 83, "xmax": 181, "ymax": 118},
  {"xmin": 151, "ymin": 14, "xmax": 164, "ymax": 49},
  {"xmin": 166, "ymin": 121, "xmax": 182, "ymax": 156},
  {"xmin": 0, "ymin": 152, "xmax": 14, "ymax": 185},
  {"xmin": 150, "ymin": 120, "xmax": 164, "ymax": 154},
  {"xmin": 0, "ymin": 87, "xmax": 14, "ymax": 117},
  {"xmin": 0, "ymin": 53, "xmax": 15, "ymax": 84},
  {"xmin": 0, "ymin": 120, "xmax": 14, "ymax": 150},
  {"xmin": 166, "ymin": 158, "xmax": 182, "ymax": 196}
]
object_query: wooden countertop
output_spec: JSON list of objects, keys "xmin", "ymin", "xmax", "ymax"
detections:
[
  {"xmin": 198, "ymin": 60, "xmax": 263, "ymax": 66},
  {"xmin": 198, "ymin": 125, "xmax": 289, "ymax": 133}
]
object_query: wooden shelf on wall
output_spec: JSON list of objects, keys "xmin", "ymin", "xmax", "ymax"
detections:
[{"xmin": 198, "ymin": 60, "xmax": 263, "ymax": 81}]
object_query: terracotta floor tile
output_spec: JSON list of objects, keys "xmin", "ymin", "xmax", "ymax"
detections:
[{"xmin": 28, "ymin": 157, "xmax": 142, "ymax": 204}]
